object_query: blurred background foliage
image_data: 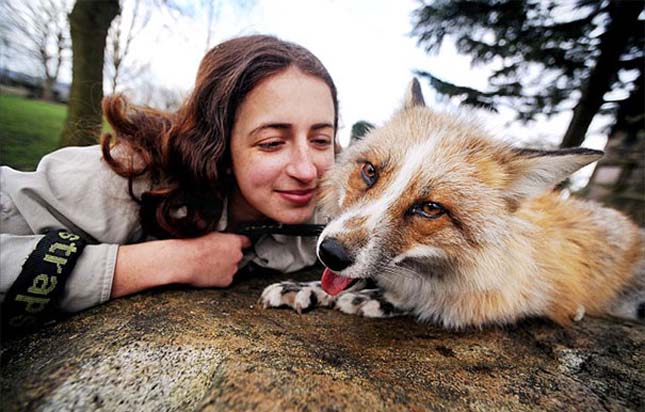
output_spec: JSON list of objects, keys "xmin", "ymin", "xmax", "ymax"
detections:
[{"xmin": 0, "ymin": 0, "xmax": 642, "ymax": 223}]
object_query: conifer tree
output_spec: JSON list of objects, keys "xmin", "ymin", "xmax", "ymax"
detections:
[
  {"xmin": 350, "ymin": 120, "xmax": 375, "ymax": 145},
  {"xmin": 412, "ymin": 0, "xmax": 643, "ymax": 148}
]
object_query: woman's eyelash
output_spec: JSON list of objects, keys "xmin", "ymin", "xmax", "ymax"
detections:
[
  {"xmin": 312, "ymin": 138, "xmax": 331, "ymax": 145},
  {"xmin": 257, "ymin": 141, "xmax": 283, "ymax": 149}
]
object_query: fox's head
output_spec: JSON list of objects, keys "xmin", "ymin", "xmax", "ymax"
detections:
[{"xmin": 317, "ymin": 79, "xmax": 603, "ymax": 295}]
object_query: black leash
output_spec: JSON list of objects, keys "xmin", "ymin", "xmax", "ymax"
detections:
[
  {"xmin": 233, "ymin": 223, "xmax": 325, "ymax": 237},
  {"xmin": 1, "ymin": 224, "xmax": 323, "ymax": 339}
]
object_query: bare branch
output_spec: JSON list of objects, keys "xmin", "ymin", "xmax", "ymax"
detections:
[
  {"xmin": 105, "ymin": 0, "xmax": 152, "ymax": 93},
  {"xmin": 0, "ymin": 0, "xmax": 70, "ymax": 100}
]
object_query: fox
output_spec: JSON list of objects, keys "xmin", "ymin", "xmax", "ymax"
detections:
[{"xmin": 260, "ymin": 78, "xmax": 644, "ymax": 329}]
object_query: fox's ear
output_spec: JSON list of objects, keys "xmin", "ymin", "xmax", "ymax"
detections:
[
  {"xmin": 505, "ymin": 147, "xmax": 603, "ymax": 199},
  {"xmin": 403, "ymin": 78, "xmax": 426, "ymax": 109}
]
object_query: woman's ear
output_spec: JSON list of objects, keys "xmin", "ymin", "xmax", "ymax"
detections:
[{"xmin": 403, "ymin": 78, "xmax": 426, "ymax": 110}]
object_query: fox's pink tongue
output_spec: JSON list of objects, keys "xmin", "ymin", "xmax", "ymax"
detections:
[{"xmin": 321, "ymin": 267, "xmax": 353, "ymax": 296}]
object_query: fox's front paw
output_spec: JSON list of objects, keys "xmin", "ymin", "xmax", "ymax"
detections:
[
  {"xmin": 260, "ymin": 280, "xmax": 334, "ymax": 314},
  {"xmin": 335, "ymin": 289, "xmax": 406, "ymax": 318}
]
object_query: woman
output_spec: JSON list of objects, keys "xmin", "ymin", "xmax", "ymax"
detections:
[{"xmin": 0, "ymin": 35, "xmax": 337, "ymax": 332}]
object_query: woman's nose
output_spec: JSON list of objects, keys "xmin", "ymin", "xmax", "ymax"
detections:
[{"xmin": 286, "ymin": 146, "xmax": 317, "ymax": 182}]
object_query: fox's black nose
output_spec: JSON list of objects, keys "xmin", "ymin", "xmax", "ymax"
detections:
[{"xmin": 318, "ymin": 238, "xmax": 354, "ymax": 271}]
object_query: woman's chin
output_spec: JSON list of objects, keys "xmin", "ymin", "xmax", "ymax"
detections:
[{"xmin": 268, "ymin": 207, "xmax": 315, "ymax": 224}]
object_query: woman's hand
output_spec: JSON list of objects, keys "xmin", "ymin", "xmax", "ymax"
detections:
[
  {"xmin": 178, "ymin": 232, "xmax": 252, "ymax": 288},
  {"xmin": 111, "ymin": 232, "xmax": 251, "ymax": 298}
]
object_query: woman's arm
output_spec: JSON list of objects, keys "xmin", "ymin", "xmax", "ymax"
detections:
[
  {"xmin": 1, "ymin": 147, "xmax": 249, "ymax": 311},
  {"xmin": 0, "ymin": 234, "xmax": 119, "ymax": 313},
  {"xmin": 111, "ymin": 232, "xmax": 251, "ymax": 298}
]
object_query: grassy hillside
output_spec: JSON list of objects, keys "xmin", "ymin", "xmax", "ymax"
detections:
[{"xmin": 0, "ymin": 94, "xmax": 68, "ymax": 171}]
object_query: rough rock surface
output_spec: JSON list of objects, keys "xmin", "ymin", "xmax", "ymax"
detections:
[{"xmin": 1, "ymin": 266, "xmax": 643, "ymax": 412}]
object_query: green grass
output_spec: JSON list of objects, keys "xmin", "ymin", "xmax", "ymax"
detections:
[
  {"xmin": 0, "ymin": 94, "xmax": 114, "ymax": 171},
  {"xmin": 0, "ymin": 94, "xmax": 67, "ymax": 171}
]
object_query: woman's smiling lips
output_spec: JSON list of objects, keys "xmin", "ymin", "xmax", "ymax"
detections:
[{"xmin": 276, "ymin": 188, "xmax": 316, "ymax": 205}]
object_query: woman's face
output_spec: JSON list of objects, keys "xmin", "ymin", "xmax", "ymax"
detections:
[{"xmin": 230, "ymin": 66, "xmax": 336, "ymax": 224}]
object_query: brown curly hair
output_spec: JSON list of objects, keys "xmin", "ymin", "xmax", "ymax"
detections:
[{"xmin": 100, "ymin": 35, "xmax": 338, "ymax": 239}]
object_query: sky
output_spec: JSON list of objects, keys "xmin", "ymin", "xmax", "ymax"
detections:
[
  {"xmin": 129, "ymin": 0, "xmax": 469, "ymax": 147},
  {"xmin": 121, "ymin": 0, "xmax": 608, "ymax": 186},
  {"xmin": 130, "ymin": 0, "xmax": 609, "ymax": 141},
  {"xmin": 8, "ymin": 0, "xmax": 610, "ymax": 185}
]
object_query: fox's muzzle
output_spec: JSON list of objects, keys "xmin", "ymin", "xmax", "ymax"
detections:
[{"xmin": 318, "ymin": 238, "xmax": 354, "ymax": 271}]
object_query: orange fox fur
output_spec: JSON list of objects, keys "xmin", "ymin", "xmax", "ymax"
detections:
[{"xmin": 315, "ymin": 79, "xmax": 643, "ymax": 328}]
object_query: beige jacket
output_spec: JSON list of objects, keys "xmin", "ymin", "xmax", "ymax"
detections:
[{"xmin": 0, "ymin": 145, "xmax": 319, "ymax": 313}]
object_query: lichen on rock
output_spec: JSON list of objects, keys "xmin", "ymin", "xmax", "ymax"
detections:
[{"xmin": 1, "ymin": 266, "xmax": 643, "ymax": 412}]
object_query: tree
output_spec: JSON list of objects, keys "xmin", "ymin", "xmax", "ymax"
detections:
[
  {"xmin": 59, "ymin": 0, "xmax": 258, "ymax": 147},
  {"xmin": 411, "ymin": 0, "xmax": 644, "ymax": 148},
  {"xmin": 105, "ymin": 0, "xmax": 151, "ymax": 94},
  {"xmin": 59, "ymin": 0, "xmax": 120, "ymax": 147},
  {"xmin": 132, "ymin": 75, "xmax": 185, "ymax": 110},
  {"xmin": 350, "ymin": 121, "xmax": 375, "ymax": 145},
  {"xmin": 584, "ymin": 69, "xmax": 644, "ymax": 224},
  {"xmin": 0, "ymin": 0, "xmax": 71, "ymax": 101},
  {"xmin": 197, "ymin": 0, "xmax": 256, "ymax": 52}
]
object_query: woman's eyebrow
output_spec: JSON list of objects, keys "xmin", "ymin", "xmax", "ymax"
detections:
[
  {"xmin": 249, "ymin": 123, "xmax": 291, "ymax": 136},
  {"xmin": 311, "ymin": 122, "xmax": 334, "ymax": 130},
  {"xmin": 249, "ymin": 122, "xmax": 334, "ymax": 136}
]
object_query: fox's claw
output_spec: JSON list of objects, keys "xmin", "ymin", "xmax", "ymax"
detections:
[
  {"xmin": 260, "ymin": 280, "xmax": 407, "ymax": 319},
  {"xmin": 336, "ymin": 289, "xmax": 407, "ymax": 318},
  {"xmin": 259, "ymin": 280, "xmax": 334, "ymax": 313}
]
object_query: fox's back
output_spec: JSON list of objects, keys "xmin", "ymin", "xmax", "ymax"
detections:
[{"xmin": 516, "ymin": 192, "xmax": 643, "ymax": 323}]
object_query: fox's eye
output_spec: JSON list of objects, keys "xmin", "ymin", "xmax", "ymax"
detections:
[
  {"xmin": 410, "ymin": 202, "xmax": 446, "ymax": 219},
  {"xmin": 361, "ymin": 162, "xmax": 378, "ymax": 188}
]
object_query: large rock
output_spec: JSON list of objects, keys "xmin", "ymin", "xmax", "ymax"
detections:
[{"xmin": 1, "ymin": 266, "xmax": 643, "ymax": 412}]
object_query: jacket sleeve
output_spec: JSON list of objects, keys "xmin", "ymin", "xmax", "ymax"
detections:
[
  {"xmin": 0, "ymin": 145, "xmax": 146, "ymax": 313},
  {"xmin": 0, "ymin": 234, "xmax": 118, "ymax": 312}
]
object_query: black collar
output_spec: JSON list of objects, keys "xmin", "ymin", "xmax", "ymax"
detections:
[{"xmin": 233, "ymin": 223, "xmax": 325, "ymax": 237}]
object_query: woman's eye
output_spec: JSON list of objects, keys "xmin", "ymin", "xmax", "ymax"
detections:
[
  {"xmin": 360, "ymin": 162, "xmax": 378, "ymax": 188},
  {"xmin": 311, "ymin": 137, "xmax": 332, "ymax": 147},
  {"xmin": 411, "ymin": 202, "xmax": 447, "ymax": 219},
  {"xmin": 257, "ymin": 140, "xmax": 284, "ymax": 150}
]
